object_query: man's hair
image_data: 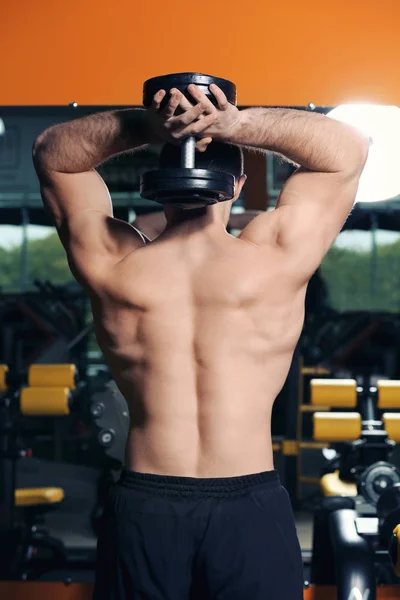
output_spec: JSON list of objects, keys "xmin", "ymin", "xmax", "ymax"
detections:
[{"xmin": 159, "ymin": 141, "xmax": 244, "ymax": 181}]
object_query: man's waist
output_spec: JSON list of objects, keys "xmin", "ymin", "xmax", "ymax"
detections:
[{"xmin": 117, "ymin": 468, "xmax": 280, "ymax": 498}]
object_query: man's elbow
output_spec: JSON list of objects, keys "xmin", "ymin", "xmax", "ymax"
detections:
[
  {"xmin": 32, "ymin": 129, "xmax": 54, "ymax": 171},
  {"xmin": 343, "ymin": 131, "xmax": 370, "ymax": 177},
  {"xmin": 354, "ymin": 133, "xmax": 370, "ymax": 171}
]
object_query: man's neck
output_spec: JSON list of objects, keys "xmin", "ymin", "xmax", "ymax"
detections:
[{"xmin": 164, "ymin": 203, "xmax": 231, "ymax": 231}]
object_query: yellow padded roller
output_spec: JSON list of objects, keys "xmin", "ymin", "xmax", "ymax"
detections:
[
  {"xmin": 321, "ymin": 471, "xmax": 358, "ymax": 497},
  {"xmin": 313, "ymin": 412, "xmax": 361, "ymax": 442},
  {"xmin": 28, "ymin": 364, "xmax": 76, "ymax": 390},
  {"xmin": 390, "ymin": 524, "xmax": 400, "ymax": 577},
  {"xmin": 15, "ymin": 487, "xmax": 64, "ymax": 507},
  {"xmin": 0, "ymin": 365, "xmax": 8, "ymax": 391},
  {"xmin": 383, "ymin": 413, "xmax": 400, "ymax": 443},
  {"xmin": 20, "ymin": 387, "xmax": 70, "ymax": 416},
  {"xmin": 377, "ymin": 380, "xmax": 400, "ymax": 409},
  {"xmin": 310, "ymin": 379, "xmax": 357, "ymax": 408}
]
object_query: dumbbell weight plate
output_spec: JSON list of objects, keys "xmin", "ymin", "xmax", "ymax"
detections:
[
  {"xmin": 359, "ymin": 462, "xmax": 400, "ymax": 505},
  {"xmin": 140, "ymin": 168, "xmax": 235, "ymax": 206},
  {"xmin": 143, "ymin": 73, "xmax": 236, "ymax": 109}
]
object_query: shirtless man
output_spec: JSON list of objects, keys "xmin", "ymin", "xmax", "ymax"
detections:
[{"xmin": 33, "ymin": 83, "xmax": 368, "ymax": 600}]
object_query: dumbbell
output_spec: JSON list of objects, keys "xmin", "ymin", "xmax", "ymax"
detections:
[{"xmin": 140, "ymin": 73, "xmax": 237, "ymax": 208}]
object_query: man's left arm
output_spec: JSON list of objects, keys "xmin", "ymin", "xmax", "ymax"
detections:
[{"xmin": 33, "ymin": 88, "xmax": 216, "ymax": 287}]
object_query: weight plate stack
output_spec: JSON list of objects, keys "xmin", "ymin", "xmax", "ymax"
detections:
[
  {"xmin": 143, "ymin": 72, "xmax": 236, "ymax": 109},
  {"xmin": 140, "ymin": 168, "xmax": 235, "ymax": 205}
]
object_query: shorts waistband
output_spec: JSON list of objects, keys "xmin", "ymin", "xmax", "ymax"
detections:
[{"xmin": 118, "ymin": 469, "xmax": 280, "ymax": 498}]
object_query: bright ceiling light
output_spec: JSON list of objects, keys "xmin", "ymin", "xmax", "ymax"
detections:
[
  {"xmin": 327, "ymin": 104, "xmax": 400, "ymax": 203},
  {"xmin": 0, "ymin": 118, "xmax": 4, "ymax": 136}
]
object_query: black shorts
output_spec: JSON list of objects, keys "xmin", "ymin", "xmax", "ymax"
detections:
[{"xmin": 93, "ymin": 469, "xmax": 304, "ymax": 600}]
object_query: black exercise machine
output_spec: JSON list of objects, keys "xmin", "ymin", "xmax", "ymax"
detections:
[
  {"xmin": 310, "ymin": 378, "xmax": 400, "ymax": 599},
  {"xmin": 0, "ymin": 364, "xmax": 80, "ymax": 579}
]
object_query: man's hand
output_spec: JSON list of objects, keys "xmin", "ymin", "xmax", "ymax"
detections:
[
  {"xmin": 147, "ymin": 85, "xmax": 242, "ymax": 151},
  {"xmin": 147, "ymin": 88, "xmax": 213, "ymax": 151},
  {"xmin": 185, "ymin": 83, "xmax": 242, "ymax": 142}
]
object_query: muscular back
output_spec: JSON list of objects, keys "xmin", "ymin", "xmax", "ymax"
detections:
[{"xmin": 91, "ymin": 228, "xmax": 306, "ymax": 477}]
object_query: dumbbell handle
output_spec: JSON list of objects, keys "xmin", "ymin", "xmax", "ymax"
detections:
[{"xmin": 181, "ymin": 137, "xmax": 196, "ymax": 169}]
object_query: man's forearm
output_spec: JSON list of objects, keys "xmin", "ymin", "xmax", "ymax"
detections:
[
  {"xmin": 226, "ymin": 108, "xmax": 368, "ymax": 173},
  {"xmin": 33, "ymin": 109, "xmax": 155, "ymax": 172}
]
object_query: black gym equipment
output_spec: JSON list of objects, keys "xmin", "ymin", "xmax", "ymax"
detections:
[
  {"xmin": 377, "ymin": 484, "xmax": 400, "ymax": 568},
  {"xmin": 311, "ymin": 379, "xmax": 400, "ymax": 599},
  {"xmin": 301, "ymin": 310, "xmax": 400, "ymax": 375},
  {"xmin": 0, "ymin": 280, "xmax": 90, "ymax": 372},
  {"xmin": 0, "ymin": 365, "xmax": 97, "ymax": 579},
  {"xmin": 88, "ymin": 379, "xmax": 129, "ymax": 536},
  {"xmin": 90, "ymin": 379, "xmax": 129, "ymax": 466},
  {"xmin": 0, "ymin": 375, "xmax": 66, "ymax": 579},
  {"xmin": 140, "ymin": 72, "xmax": 237, "ymax": 207}
]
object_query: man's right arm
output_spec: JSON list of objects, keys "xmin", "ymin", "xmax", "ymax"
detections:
[{"xmin": 225, "ymin": 108, "xmax": 369, "ymax": 280}]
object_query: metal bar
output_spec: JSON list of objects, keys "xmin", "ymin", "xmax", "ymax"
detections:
[
  {"xmin": 371, "ymin": 212, "xmax": 378, "ymax": 311},
  {"xmin": 181, "ymin": 137, "xmax": 195, "ymax": 168},
  {"xmin": 20, "ymin": 207, "xmax": 29, "ymax": 292},
  {"xmin": 299, "ymin": 442, "xmax": 330, "ymax": 449}
]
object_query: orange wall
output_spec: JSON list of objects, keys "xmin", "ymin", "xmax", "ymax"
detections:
[{"xmin": 1, "ymin": 0, "xmax": 399, "ymax": 106}]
